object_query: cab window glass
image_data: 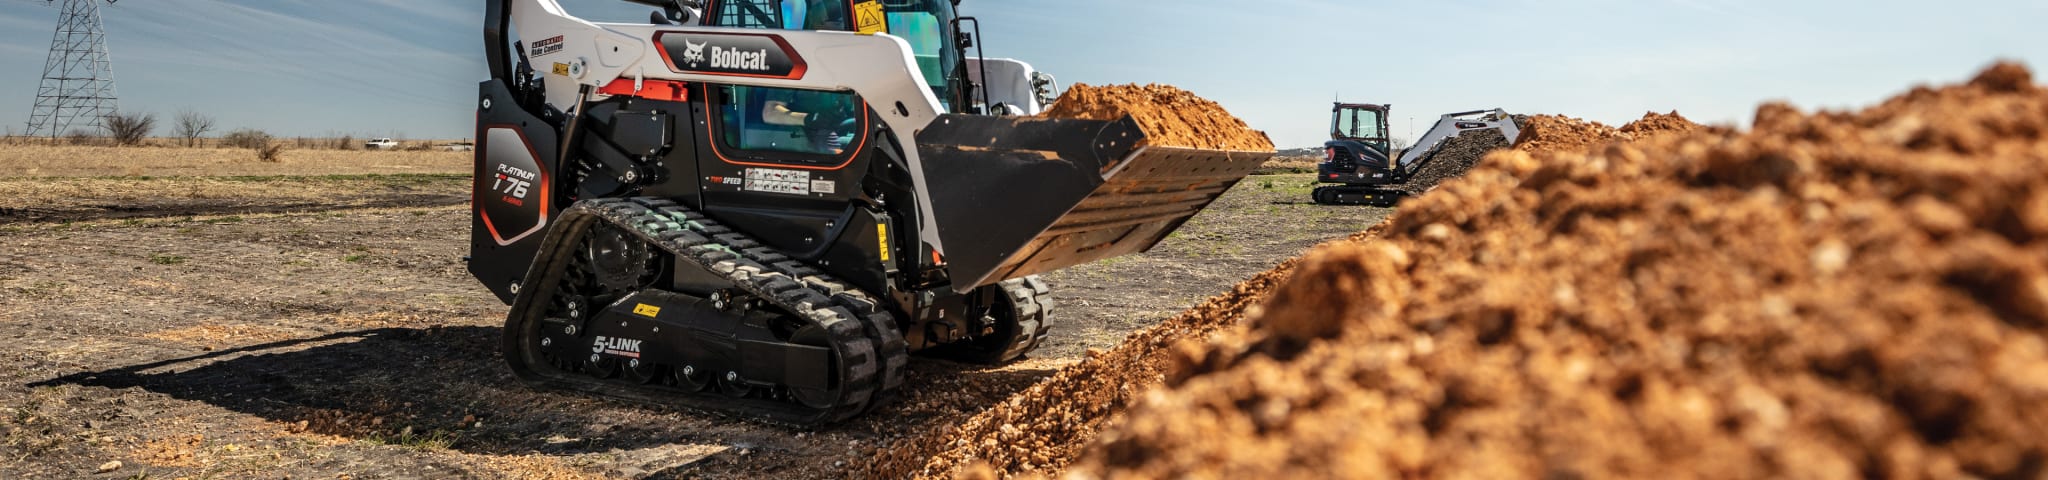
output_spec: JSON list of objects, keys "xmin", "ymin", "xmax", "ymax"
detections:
[
  {"xmin": 711, "ymin": 0, "xmax": 862, "ymax": 158},
  {"xmin": 719, "ymin": 86, "xmax": 859, "ymax": 156},
  {"xmin": 713, "ymin": 0, "xmax": 849, "ymax": 30}
]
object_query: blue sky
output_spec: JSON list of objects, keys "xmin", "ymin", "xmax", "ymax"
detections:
[{"xmin": 1, "ymin": 0, "xmax": 2043, "ymax": 148}]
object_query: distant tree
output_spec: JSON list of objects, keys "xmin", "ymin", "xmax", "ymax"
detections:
[
  {"xmin": 173, "ymin": 110, "xmax": 216, "ymax": 147},
  {"xmin": 1391, "ymin": 137, "xmax": 1411, "ymax": 151},
  {"xmin": 103, "ymin": 112, "xmax": 157, "ymax": 146}
]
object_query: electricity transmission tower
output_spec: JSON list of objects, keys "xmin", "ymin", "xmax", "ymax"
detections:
[{"xmin": 24, "ymin": 0, "xmax": 120, "ymax": 139}]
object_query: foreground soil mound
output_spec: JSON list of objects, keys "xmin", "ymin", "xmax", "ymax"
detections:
[
  {"xmin": 1395, "ymin": 129, "xmax": 1511, "ymax": 194},
  {"xmin": 866, "ymin": 257, "xmax": 1306, "ymax": 479},
  {"xmin": 1043, "ymin": 84, "xmax": 1274, "ymax": 152},
  {"xmin": 1065, "ymin": 63, "xmax": 2048, "ymax": 479}
]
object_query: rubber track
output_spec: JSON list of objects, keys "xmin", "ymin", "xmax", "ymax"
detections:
[
  {"xmin": 1312, "ymin": 186, "xmax": 1405, "ymax": 207},
  {"xmin": 502, "ymin": 197, "xmax": 908, "ymax": 427},
  {"xmin": 994, "ymin": 276, "xmax": 1056, "ymax": 362}
]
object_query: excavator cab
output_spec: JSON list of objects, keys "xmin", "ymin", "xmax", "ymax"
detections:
[{"xmin": 1323, "ymin": 103, "xmax": 1394, "ymax": 174}]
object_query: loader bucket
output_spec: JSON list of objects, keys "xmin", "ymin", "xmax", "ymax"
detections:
[{"xmin": 916, "ymin": 114, "xmax": 1273, "ymax": 292}]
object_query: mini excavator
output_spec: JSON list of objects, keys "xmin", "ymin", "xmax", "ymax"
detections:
[
  {"xmin": 468, "ymin": 0, "xmax": 1269, "ymax": 426},
  {"xmin": 1313, "ymin": 104, "xmax": 1520, "ymax": 206}
]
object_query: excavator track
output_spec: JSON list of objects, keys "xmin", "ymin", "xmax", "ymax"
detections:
[
  {"xmin": 502, "ymin": 197, "xmax": 908, "ymax": 427},
  {"xmin": 1312, "ymin": 186, "xmax": 1405, "ymax": 207}
]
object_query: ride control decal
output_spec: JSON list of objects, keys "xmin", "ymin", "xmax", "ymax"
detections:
[
  {"xmin": 633, "ymin": 303, "xmax": 661, "ymax": 318},
  {"xmin": 854, "ymin": 1, "xmax": 888, "ymax": 35},
  {"xmin": 656, "ymin": 32, "xmax": 806, "ymax": 79},
  {"xmin": 532, "ymin": 35, "xmax": 564, "ymax": 57}
]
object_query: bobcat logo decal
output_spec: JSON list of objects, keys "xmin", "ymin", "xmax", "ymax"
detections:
[{"xmin": 682, "ymin": 40, "xmax": 708, "ymax": 67}]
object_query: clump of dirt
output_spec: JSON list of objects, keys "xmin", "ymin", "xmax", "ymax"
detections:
[
  {"xmin": 1043, "ymin": 84, "xmax": 1275, "ymax": 152},
  {"xmin": 1395, "ymin": 129, "xmax": 1511, "ymax": 194},
  {"xmin": 1064, "ymin": 62, "xmax": 2048, "ymax": 479}
]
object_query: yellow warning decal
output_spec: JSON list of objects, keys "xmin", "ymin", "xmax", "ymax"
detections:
[
  {"xmin": 877, "ymin": 224, "xmax": 891, "ymax": 262},
  {"xmin": 633, "ymin": 304, "xmax": 662, "ymax": 318},
  {"xmin": 854, "ymin": 1, "xmax": 887, "ymax": 35},
  {"xmin": 551, "ymin": 62, "xmax": 570, "ymax": 76}
]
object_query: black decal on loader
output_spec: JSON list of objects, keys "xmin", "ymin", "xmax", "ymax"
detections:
[{"xmin": 656, "ymin": 32, "xmax": 806, "ymax": 79}]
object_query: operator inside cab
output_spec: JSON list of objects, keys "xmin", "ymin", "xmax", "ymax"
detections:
[
  {"xmin": 700, "ymin": 0, "xmax": 960, "ymax": 157},
  {"xmin": 760, "ymin": 1, "xmax": 857, "ymax": 153}
]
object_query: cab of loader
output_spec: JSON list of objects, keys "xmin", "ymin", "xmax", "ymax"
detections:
[
  {"xmin": 701, "ymin": 0, "xmax": 971, "ymax": 114},
  {"xmin": 1324, "ymin": 103, "xmax": 1395, "ymax": 174}
]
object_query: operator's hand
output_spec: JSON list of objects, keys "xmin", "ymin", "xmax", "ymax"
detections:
[{"xmin": 763, "ymin": 100, "xmax": 808, "ymax": 127}]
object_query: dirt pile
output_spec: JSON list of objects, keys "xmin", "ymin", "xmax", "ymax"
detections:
[
  {"xmin": 1063, "ymin": 63, "xmax": 2048, "ymax": 479},
  {"xmin": 1513, "ymin": 114, "xmax": 1625, "ymax": 153},
  {"xmin": 864, "ymin": 228, "xmax": 1385, "ymax": 479},
  {"xmin": 1395, "ymin": 129, "xmax": 1511, "ymax": 194},
  {"xmin": 1518, "ymin": 111, "xmax": 1710, "ymax": 154},
  {"xmin": 1618, "ymin": 110, "xmax": 1704, "ymax": 137},
  {"xmin": 1043, "ymin": 84, "xmax": 1274, "ymax": 152}
]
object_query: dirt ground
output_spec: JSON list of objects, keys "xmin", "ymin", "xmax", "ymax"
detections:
[
  {"xmin": 0, "ymin": 171, "xmax": 1381, "ymax": 479},
  {"xmin": 0, "ymin": 175, "xmax": 470, "ymax": 224}
]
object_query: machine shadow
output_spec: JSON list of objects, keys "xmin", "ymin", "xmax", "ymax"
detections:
[{"xmin": 31, "ymin": 326, "xmax": 715, "ymax": 455}]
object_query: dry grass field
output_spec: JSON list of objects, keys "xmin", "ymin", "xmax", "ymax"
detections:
[
  {"xmin": 1253, "ymin": 155, "xmax": 1319, "ymax": 175},
  {"xmin": 0, "ymin": 145, "xmax": 469, "ymax": 178},
  {"xmin": 0, "ymin": 145, "xmax": 473, "ymax": 223}
]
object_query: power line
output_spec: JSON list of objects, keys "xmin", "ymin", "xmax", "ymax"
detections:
[{"xmin": 25, "ymin": 0, "xmax": 120, "ymax": 139}]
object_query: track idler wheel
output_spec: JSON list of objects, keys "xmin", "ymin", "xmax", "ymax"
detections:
[
  {"xmin": 673, "ymin": 364, "xmax": 712, "ymax": 392},
  {"xmin": 943, "ymin": 277, "xmax": 1053, "ymax": 365}
]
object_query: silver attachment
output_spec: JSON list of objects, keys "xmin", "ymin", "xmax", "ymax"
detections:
[
  {"xmin": 508, "ymin": 282, "xmax": 521, "ymax": 294},
  {"xmin": 683, "ymin": 365, "xmax": 696, "ymax": 376},
  {"xmin": 589, "ymin": 354, "xmax": 601, "ymax": 363},
  {"xmin": 726, "ymin": 371, "xmax": 739, "ymax": 382},
  {"xmin": 481, "ymin": 98, "xmax": 493, "ymax": 110},
  {"xmin": 565, "ymin": 325, "xmax": 578, "ymax": 335},
  {"xmin": 622, "ymin": 170, "xmax": 640, "ymax": 183},
  {"xmin": 540, "ymin": 337, "xmax": 552, "ymax": 347},
  {"xmin": 628, "ymin": 359, "xmax": 640, "ymax": 368}
]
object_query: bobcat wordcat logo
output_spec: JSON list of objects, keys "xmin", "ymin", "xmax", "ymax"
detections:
[
  {"xmin": 677, "ymin": 39, "xmax": 769, "ymax": 72},
  {"xmin": 682, "ymin": 40, "xmax": 707, "ymax": 66},
  {"xmin": 592, "ymin": 336, "xmax": 644, "ymax": 358},
  {"xmin": 710, "ymin": 46, "xmax": 771, "ymax": 71}
]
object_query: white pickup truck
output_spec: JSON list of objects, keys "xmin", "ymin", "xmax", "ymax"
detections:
[{"xmin": 365, "ymin": 138, "xmax": 400, "ymax": 150}]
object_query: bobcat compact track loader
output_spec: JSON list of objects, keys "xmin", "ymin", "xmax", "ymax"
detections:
[
  {"xmin": 1313, "ymin": 104, "xmax": 1520, "ymax": 206},
  {"xmin": 469, "ymin": 0, "xmax": 1271, "ymax": 426}
]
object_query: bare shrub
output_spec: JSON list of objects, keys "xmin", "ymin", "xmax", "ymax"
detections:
[
  {"xmin": 66, "ymin": 130, "xmax": 100, "ymax": 146},
  {"xmin": 258, "ymin": 142, "xmax": 287, "ymax": 163},
  {"xmin": 103, "ymin": 112, "xmax": 156, "ymax": 146},
  {"xmin": 172, "ymin": 110, "xmax": 215, "ymax": 147},
  {"xmin": 334, "ymin": 135, "xmax": 358, "ymax": 151},
  {"xmin": 404, "ymin": 141, "xmax": 434, "ymax": 152},
  {"xmin": 221, "ymin": 129, "xmax": 271, "ymax": 149}
]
